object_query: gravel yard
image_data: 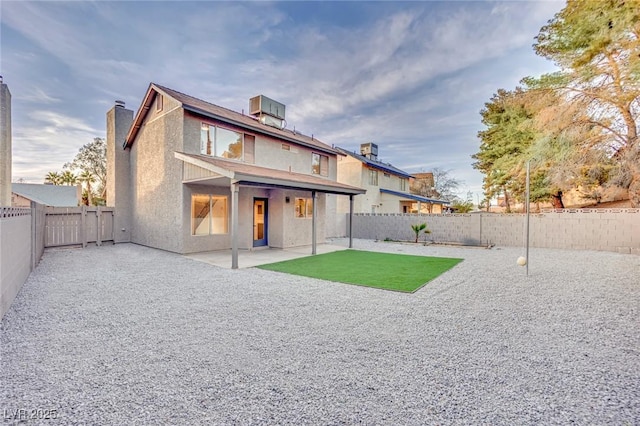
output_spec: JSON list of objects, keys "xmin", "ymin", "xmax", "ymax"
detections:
[{"xmin": 1, "ymin": 239, "xmax": 639, "ymax": 425}]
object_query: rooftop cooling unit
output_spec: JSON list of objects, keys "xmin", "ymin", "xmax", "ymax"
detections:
[
  {"xmin": 360, "ymin": 143, "xmax": 378, "ymax": 157},
  {"xmin": 259, "ymin": 114, "xmax": 285, "ymax": 129},
  {"xmin": 249, "ymin": 95, "xmax": 286, "ymax": 120}
]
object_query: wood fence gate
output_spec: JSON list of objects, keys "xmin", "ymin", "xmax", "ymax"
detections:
[{"xmin": 45, "ymin": 206, "xmax": 114, "ymax": 248}]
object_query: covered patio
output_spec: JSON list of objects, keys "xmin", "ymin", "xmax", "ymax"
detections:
[{"xmin": 176, "ymin": 152, "xmax": 366, "ymax": 268}]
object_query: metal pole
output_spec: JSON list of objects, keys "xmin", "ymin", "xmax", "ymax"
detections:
[
  {"xmin": 348, "ymin": 195, "xmax": 354, "ymax": 248},
  {"xmin": 525, "ymin": 161, "xmax": 530, "ymax": 277},
  {"xmin": 231, "ymin": 183, "xmax": 239, "ymax": 269},
  {"xmin": 311, "ymin": 191, "xmax": 317, "ymax": 255}
]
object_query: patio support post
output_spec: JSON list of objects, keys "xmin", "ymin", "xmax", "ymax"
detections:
[
  {"xmin": 349, "ymin": 195, "xmax": 354, "ymax": 248},
  {"xmin": 311, "ymin": 190, "xmax": 317, "ymax": 255},
  {"xmin": 231, "ymin": 182, "xmax": 239, "ymax": 269}
]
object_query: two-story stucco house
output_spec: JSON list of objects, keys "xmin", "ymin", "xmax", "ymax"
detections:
[
  {"xmin": 106, "ymin": 83, "xmax": 364, "ymax": 268},
  {"xmin": 335, "ymin": 143, "xmax": 449, "ymax": 218}
]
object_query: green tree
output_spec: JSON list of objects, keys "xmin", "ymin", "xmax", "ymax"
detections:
[
  {"xmin": 410, "ymin": 223, "xmax": 429, "ymax": 243},
  {"xmin": 64, "ymin": 137, "xmax": 107, "ymax": 198},
  {"xmin": 60, "ymin": 170, "xmax": 77, "ymax": 186},
  {"xmin": 473, "ymin": 87, "xmax": 567, "ymax": 209},
  {"xmin": 44, "ymin": 171, "xmax": 63, "ymax": 185},
  {"xmin": 78, "ymin": 170, "xmax": 96, "ymax": 206},
  {"xmin": 531, "ymin": 0, "xmax": 640, "ymax": 206}
]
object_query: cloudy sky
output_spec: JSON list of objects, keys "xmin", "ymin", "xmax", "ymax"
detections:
[{"xmin": 1, "ymin": 0, "xmax": 563, "ymax": 200}]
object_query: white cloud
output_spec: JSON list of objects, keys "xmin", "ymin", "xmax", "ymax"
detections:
[
  {"xmin": 3, "ymin": 0, "xmax": 566, "ymax": 195},
  {"xmin": 15, "ymin": 87, "xmax": 61, "ymax": 104},
  {"xmin": 11, "ymin": 110, "xmax": 101, "ymax": 182}
]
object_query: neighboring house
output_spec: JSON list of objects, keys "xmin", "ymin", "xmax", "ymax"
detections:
[
  {"xmin": 335, "ymin": 143, "xmax": 449, "ymax": 217},
  {"xmin": 106, "ymin": 83, "xmax": 364, "ymax": 268},
  {"xmin": 410, "ymin": 172, "xmax": 449, "ymax": 214},
  {"xmin": 11, "ymin": 183, "xmax": 81, "ymax": 207}
]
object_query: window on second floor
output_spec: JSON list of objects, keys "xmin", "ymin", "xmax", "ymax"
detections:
[
  {"xmin": 200, "ymin": 124, "xmax": 243, "ymax": 160},
  {"xmin": 369, "ymin": 169, "xmax": 378, "ymax": 186},
  {"xmin": 312, "ymin": 153, "xmax": 329, "ymax": 176},
  {"xmin": 400, "ymin": 178, "xmax": 407, "ymax": 191}
]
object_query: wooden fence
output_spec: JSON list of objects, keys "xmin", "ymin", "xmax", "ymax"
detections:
[{"xmin": 45, "ymin": 206, "xmax": 115, "ymax": 248}]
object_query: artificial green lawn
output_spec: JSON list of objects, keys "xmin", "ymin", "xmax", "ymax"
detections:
[{"xmin": 257, "ymin": 249, "xmax": 463, "ymax": 293}]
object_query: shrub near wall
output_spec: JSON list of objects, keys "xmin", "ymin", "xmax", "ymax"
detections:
[{"xmin": 350, "ymin": 209, "xmax": 640, "ymax": 254}]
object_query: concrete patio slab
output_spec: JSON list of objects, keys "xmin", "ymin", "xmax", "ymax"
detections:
[{"xmin": 185, "ymin": 243, "xmax": 348, "ymax": 268}]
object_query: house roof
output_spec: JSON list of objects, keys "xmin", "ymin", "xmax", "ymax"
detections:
[
  {"xmin": 126, "ymin": 83, "xmax": 338, "ymax": 156},
  {"xmin": 176, "ymin": 153, "xmax": 366, "ymax": 196},
  {"xmin": 334, "ymin": 147, "xmax": 413, "ymax": 178},
  {"xmin": 12, "ymin": 183, "xmax": 79, "ymax": 207},
  {"xmin": 380, "ymin": 188, "xmax": 449, "ymax": 205}
]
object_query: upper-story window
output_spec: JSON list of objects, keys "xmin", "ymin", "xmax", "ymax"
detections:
[
  {"xmin": 400, "ymin": 178, "xmax": 407, "ymax": 191},
  {"xmin": 369, "ymin": 169, "xmax": 378, "ymax": 186},
  {"xmin": 312, "ymin": 153, "xmax": 329, "ymax": 176},
  {"xmin": 200, "ymin": 124, "xmax": 243, "ymax": 160}
]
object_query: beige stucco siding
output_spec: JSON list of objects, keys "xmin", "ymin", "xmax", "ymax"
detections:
[
  {"xmin": 183, "ymin": 112, "xmax": 338, "ymax": 180},
  {"xmin": 129, "ymin": 107, "xmax": 185, "ymax": 253},
  {"xmin": 280, "ymin": 190, "xmax": 326, "ymax": 248}
]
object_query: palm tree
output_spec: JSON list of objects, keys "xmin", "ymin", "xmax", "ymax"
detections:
[
  {"xmin": 411, "ymin": 223, "xmax": 428, "ymax": 243},
  {"xmin": 45, "ymin": 171, "xmax": 63, "ymax": 185},
  {"xmin": 61, "ymin": 170, "xmax": 77, "ymax": 186},
  {"xmin": 78, "ymin": 170, "xmax": 96, "ymax": 206}
]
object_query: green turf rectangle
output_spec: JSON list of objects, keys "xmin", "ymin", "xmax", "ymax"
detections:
[{"xmin": 257, "ymin": 249, "xmax": 463, "ymax": 293}]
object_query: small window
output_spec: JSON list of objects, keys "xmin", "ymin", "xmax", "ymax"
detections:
[
  {"xmin": 295, "ymin": 198, "xmax": 313, "ymax": 218},
  {"xmin": 156, "ymin": 94, "xmax": 163, "ymax": 112},
  {"xmin": 384, "ymin": 173, "xmax": 390, "ymax": 178},
  {"xmin": 400, "ymin": 178, "xmax": 407, "ymax": 191},
  {"xmin": 312, "ymin": 153, "xmax": 329, "ymax": 176},
  {"xmin": 311, "ymin": 153, "xmax": 321, "ymax": 174},
  {"xmin": 282, "ymin": 144, "xmax": 291, "ymax": 151},
  {"xmin": 369, "ymin": 169, "xmax": 378, "ymax": 186}
]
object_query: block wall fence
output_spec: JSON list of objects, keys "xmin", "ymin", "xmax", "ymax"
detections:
[
  {"xmin": 1, "ymin": 204, "xmax": 113, "ymax": 319},
  {"xmin": 349, "ymin": 209, "xmax": 640, "ymax": 254}
]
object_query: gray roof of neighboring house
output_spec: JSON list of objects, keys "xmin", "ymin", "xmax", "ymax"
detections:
[
  {"xmin": 12, "ymin": 183, "xmax": 80, "ymax": 207},
  {"xmin": 334, "ymin": 147, "xmax": 413, "ymax": 179},
  {"xmin": 380, "ymin": 188, "xmax": 450, "ymax": 205}
]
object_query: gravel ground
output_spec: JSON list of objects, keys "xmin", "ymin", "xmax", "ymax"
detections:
[{"xmin": 1, "ymin": 239, "xmax": 639, "ymax": 425}]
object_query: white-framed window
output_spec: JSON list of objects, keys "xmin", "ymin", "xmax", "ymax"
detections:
[
  {"xmin": 369, "ymin": 169, "xmax": 378, "ymax": 186},
  {"xmin": 311, "ymin": 153, "xmax": 329, "ymax": 176},
  {"xmin": 200, "ymin": 124, "xmax": 243, "ymax": 160},
  {"xmin": 191, "ymin": 194, "xmax": 228, "ymax": 235},
  {"xmin": 400, "ymin": 178, "xmax": 407, "ymax": 191},
  {"xmin": 295, "ymin": 198, "xmax": 313, "ymax": 218}
]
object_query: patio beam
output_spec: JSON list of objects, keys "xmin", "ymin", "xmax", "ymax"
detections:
[
  {"xmin": 231, "ymin": 182, "xmax": 239, "ymax": 269},
  {"xmin": 311, "ymin": 190, "xmax": 317, "ymax": 255}
]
